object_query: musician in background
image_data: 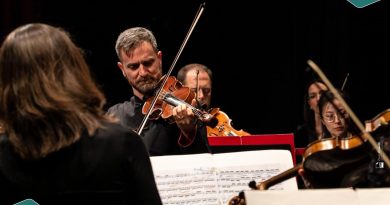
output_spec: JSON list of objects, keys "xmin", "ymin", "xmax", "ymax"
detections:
[
  {"xmin": 294, "ymin": 79, "xmax": 328, "ymax": 148},
  {"xmin": 107, "ymin": 27, "xmax": 209, "ymax": 156},
  {"xmin": 298, "ymin": 90, "xmax": 370, "ymax": 188},
  {"xmin": 317, "ymin": 90, "xmax": 360, "ymax": 139},
  {"xmin": 177, "ymin": 63, "xmax": 213, "ymax": 110},
  {"xmin": 177, "ymin": 63, "xmax": 250, "ymax": 137}
]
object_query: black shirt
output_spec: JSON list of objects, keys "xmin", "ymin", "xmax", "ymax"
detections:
[
  {"xmin": 107, "ymin": 96, "xmax": 210, "ymax": 156},
  {"xmin": 0, "ymin": 121, "xmax": 163, "ymax": 205}
]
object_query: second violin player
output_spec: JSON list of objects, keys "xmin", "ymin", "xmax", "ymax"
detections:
[
  {"xmin": 177, "ymin": 63, "xmax": 250, "ymax": 137},
  {"xmin": 107, "ymin": 27, "xmax": 210, "ymax": 156},
  {"xmin": 177, "ymin": 63, "xmax": 212, "ymax": 110}
]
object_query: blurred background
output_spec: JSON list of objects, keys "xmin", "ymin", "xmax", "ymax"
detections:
[{"xmin": 1, "ymin": 0, "xmax": 389, "ymax": 136}]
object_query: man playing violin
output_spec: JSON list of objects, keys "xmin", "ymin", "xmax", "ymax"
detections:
[
  {"xmin": 177, "ymin": 63, "xmax": 251, "ymax": 137},
  {"xmin": 107, "ymin": 27, "xmax": 210, "ymax": 156}
]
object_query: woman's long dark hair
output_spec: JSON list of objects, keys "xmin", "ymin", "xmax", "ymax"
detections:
[
  {"xmin": 302, "ymin": 79, "xmax": 325, "ymax": 138},
  {"xmin": 0, "ymin": 23, "xmax": 114, "ymax": 159}
]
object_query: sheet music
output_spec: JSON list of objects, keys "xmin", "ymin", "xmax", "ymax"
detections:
[{"xmin": 151, "ymin": 150, "xmax": 297, "ymax": 205}]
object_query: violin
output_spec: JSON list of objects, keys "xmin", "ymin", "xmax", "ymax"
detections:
[
  {"xmin": 258, "ymin": 134, "xmax": 368, "ymax": 190},
  {"xmin": 207, "ymin": 108, "xmax": 250, "ymax": 137},
  {"xmin": 142, "ymin": 76, "xmax": 251, "ymax": 137},
  {"xmin": 142, "ymin": 75, "xmax": 215, "ymax": 124},
  {"xmin": 365, "ymin": 108, "xmax": 390, "ymax": 132},
  {"xmin": 229, "ymin": 107, "xmax": 390, "ymax": 205}
]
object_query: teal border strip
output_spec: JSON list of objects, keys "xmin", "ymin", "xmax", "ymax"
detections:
[{"xmin": 346, "ymin": 0, "xmax": 381, "ymax": 8}]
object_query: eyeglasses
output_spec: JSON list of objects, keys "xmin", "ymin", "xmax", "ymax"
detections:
[{"xmin": 323, "ymin": 111, "xmax": 349, "ymax": 123}]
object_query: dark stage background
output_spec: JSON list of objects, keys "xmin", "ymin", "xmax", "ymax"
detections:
[{"xmin": 1, "ymin": 0, "xmax": 389, "ymax": 137}]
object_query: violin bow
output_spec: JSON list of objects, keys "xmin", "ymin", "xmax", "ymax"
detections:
[
  {"xmin": 195, "ymin": 69, "xmax": 202, "ymax": 108},
  {"xmin": 341, "ymin": 73, "xmax": 349, "ymax": 91},
  {"xmin": 307, "ymin": 59, "xmax": 390, "ymax": 168},
  {"xmin": 137, "ymin": 3, "xmax": 206, "ymax": 135}
]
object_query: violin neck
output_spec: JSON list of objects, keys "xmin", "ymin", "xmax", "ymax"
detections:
[{"xmin": 162, "ymin": 93, "xmax": 213, "ymax": 121}]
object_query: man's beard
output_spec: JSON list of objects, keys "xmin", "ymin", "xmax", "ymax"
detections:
[{"xmin": 132, "ymin": 75, "xmax": 160, "ymax": 96}]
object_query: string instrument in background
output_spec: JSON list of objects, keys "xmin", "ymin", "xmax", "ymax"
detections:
[
  {"xmin": 228, "ymin": 109, "xmax": 384, "ymax": 204},
  {"xmin": 207, "ymin": 107, "xmax": 250, "ymax": 137},
  {"xmin": 150, "ymin": 79, "xmax": 251, "ymax": 137},
  {"xmin": 192, "ymin": 67, "xmax": 250, "ymax": 137},
  {"xmin": 228, "ymin": 60, "xmax": 390, "ymax": 205},
  {"xmin": 257, "ymin": 134, "xmax": 367, "ymax": 189},
  {"xmin": 227, "ymin": 134, "xmax": 368, "ymax": 205},
  {"xmin": 365, "ymin": 108, "xmax": 390, "ymax": 133}
]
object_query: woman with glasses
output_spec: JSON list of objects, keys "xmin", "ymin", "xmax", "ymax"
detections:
[
  {"xmin": 318, "ymin": 90, "xmax": 359, "ymax": 139},
  {"xmin": 298, "ymin": 89, "xmax": 372, "ymax": 188}
]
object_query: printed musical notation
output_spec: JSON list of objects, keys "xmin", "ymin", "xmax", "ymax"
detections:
[{"xmin": 151, "ymin": 150, "xmax": 297, "ymax": 205}]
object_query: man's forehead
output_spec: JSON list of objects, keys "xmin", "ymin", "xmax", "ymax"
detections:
[
  {"xmin": 187, "ymin": 69, "xmax": 199, "ymax": 76},
  {"xmin": 187, "ymin": 69, "xmax": 208, "ymax": 78}
]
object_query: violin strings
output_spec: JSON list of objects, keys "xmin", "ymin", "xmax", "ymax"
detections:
[{"xmin": 159, "ymin": 90, "xmax": 206, "ymax": 119}]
